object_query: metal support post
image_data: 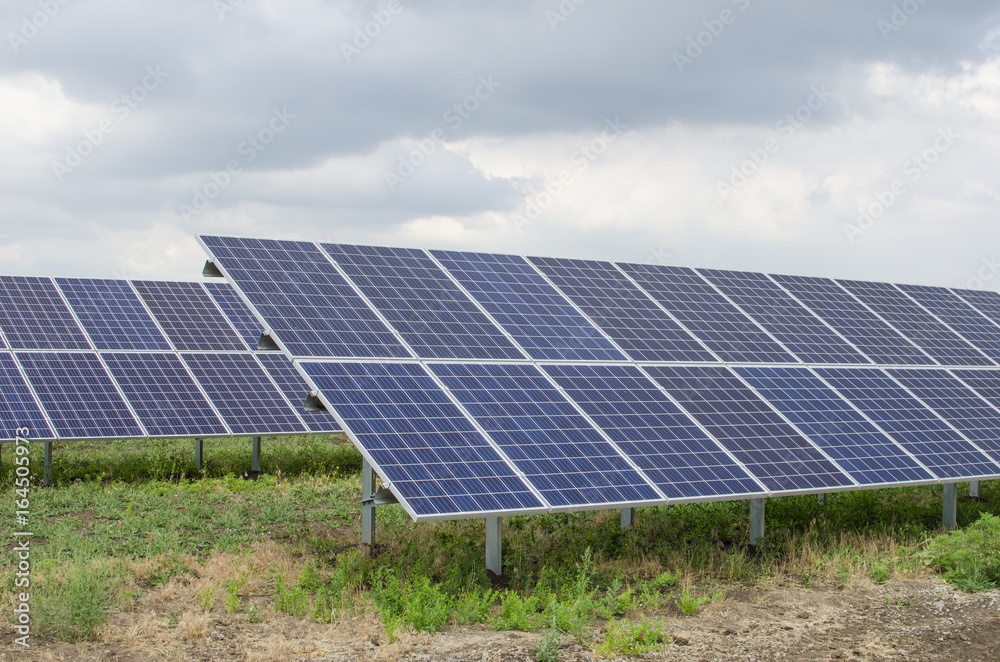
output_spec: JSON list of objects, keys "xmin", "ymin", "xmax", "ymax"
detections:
[
  {"xmin": 621, "ymin": 507, "xmax": 634, "ymax": 529},
  {"xmin": 816, "ymin": 493, "xmax": 826, "ymax": 505},
  {"xmin": 969, "ymin": 481, "xmax": 980, "ymax": 498},
  {"xmin": 44, "ymin": 441, "xmax": 52, "ymax": 486},
  {"xmin": 361, "ymin": 459, "xmax": 376, "ymax": 546},
  {"xmin": 749, "ymin": 498, "xmax": 765, "ymax": 546},
  {"xmin": 942, "ymin": 483, "xmax": 958, "ymax": 530},
  {"xmin": 486, "ymin": 516, "xmax": 502, "ymax": 575},
  {"xmin": 252, "ymin": 436, "xmax": 261, "ymax": 473},
  {"xmin": 194, "ymin": 438, "xmax": 203, "ymax": 471}
]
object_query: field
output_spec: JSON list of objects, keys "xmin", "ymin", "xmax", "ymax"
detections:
[{"xmin": 2, "ymin": 435, "xmax": 1000, "ymax": 661}]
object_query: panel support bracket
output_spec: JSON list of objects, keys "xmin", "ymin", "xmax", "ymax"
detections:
[
  {"xmin": 361, "ymin": 459, "xmax": 376, "ymax": 546},
  {"xmin": 202, "ymin": 260, "xmax": 224, "ymax": 278}
]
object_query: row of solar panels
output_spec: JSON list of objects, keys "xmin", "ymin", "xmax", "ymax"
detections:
[
  {"xmin": 199, "ymin": 236, "xmax": 1000, "ymax": 367},
  {"xmin": 0, "ymin": 277, "xmax": 339, "ymax": 441},
  {"xmin": 197, "ymin": 236, "xmax": 1000, "ymax": 522}
]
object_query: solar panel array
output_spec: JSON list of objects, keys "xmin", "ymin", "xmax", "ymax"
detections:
[
  {"xmin": 0, "ymin": 276, "xmax": 337, "ymax": 441},
  {"xmin": 199, "ymin": 235, "xmax": 1000, "ymax": 522}
]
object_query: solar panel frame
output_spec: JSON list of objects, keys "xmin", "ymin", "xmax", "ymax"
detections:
[
  {"xmin": 0, "ymin": 277, "xmax": 92, "ymax": 350},
  {"xmin": 132, "ymin": 280, "xmax": 248, "ymax": 352},
  {"xmin": 203, "ymin": 281, "xmax": 266, "ymax": 351},
  {"xmin": 0, "ymin": 352, "xmax": 56, "ymax": 440},
  {"xmin": 254, "ymin": 352, "xmax": 342, "ymax": 433},
  {"xmin": 55, "ymin": 278, "xmax": 172, "ymax": 352}
]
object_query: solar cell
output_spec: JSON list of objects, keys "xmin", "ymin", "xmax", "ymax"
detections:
[
  {"xmin": 953, "ymin": 288, "xmax": 1000, "ymax": 330},
  {"xmin": 102, "ymin": 352, "xmax": 229, "ymax": 437},
  {"xmin": 0, "ymin": 276, "xmax": 91, "ymax": 350},
  {"xmin": 527, "ymin": 256, "xmax": 715, "ymax": 362},
  {"xmin": 698, "ymin": 269, "xmax": 869, "ymax": 364},
  {"xmin": 642, "ymin": 365, "xmax": 854, "ymax": 492},
  {"xmin": 887, "ymin": 367, "xmax": 1000, "ymax": 465},
  {"xmin": 199, "ymin": 236, "xmax": 410, "ymax": 359},
  {"xmin": 898, "ymin": 284, "xmax": 1000, "ymax": 363},
  {"xmin": 203, "ymin": 281, "xmax": 265, "ymax": 351},
  {"xmin": 321, "ymin": 243, "xmax": 523, "ymax": 361},
  {"xmin": 255, "ymin": 353, "xmax": 341, "ymax": 432},
  {"xmin": 771, "ymin": 274, "xmax": 934, "ymax": 365},
  {"xmin": 813, "ymin": 366, "xmax": 1000, "ymax": 479},
  {"xmin": 951, "ymin": 368, "xmax": 1000, "ymax": 414},
  {"xmin": 0, "ymin": 352, "xmax": 54, "ymax": 440},
  {"xmin": 56, "ymin": 278, "xmax": 171, "ymax": 351},
  {"xmin": 302, "ymin": 361, "xmax": 545, "ymax": 519},
  {"xmin": 17, "ymin": 352, "xmax": 144, "ymax": 439},
  {"xmin": 430, "ymin": 363, "xmax": 663, "ymax": 508},
  {"xmin": 181, "ymin": 353, "xmax": 308, "ymax": 435},
  {"xmin": 617, "ymin": 263, "xmax": 797, "ymax": 363},
  {"xmin": 132, "ymin": 281, "xmax": 247, "ymax": 352},
  {"xmin": 432, "ymin": 250, "xmax": 626, "ymax": 361},
  {"xmin": 837, "ymin": 280, "xmax": 992, "ymax": 366},
  {"xmin": 542, "ymin": 363, "xmax": 764, "ymax": 499},
  {"xmin": 735, "ymin": 366, "xmax": 934, "ymax": 484}
]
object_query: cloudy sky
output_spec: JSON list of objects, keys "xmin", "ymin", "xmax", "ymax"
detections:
[{"xmin": 2, "ymin": 0, "xmax": 999, "ymax": 290}]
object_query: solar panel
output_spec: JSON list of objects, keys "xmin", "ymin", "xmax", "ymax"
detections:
[
  {"xmin": 617, "ymin": 263, "xmax": 797, "ymax": 363},
  {"xmin": 431, "ymin": 250, "xmax": 626, "ymax": 361},
  {"xmin": 16, "ymin": 352, "xmax": 144, "ymax": 439},
  {"xmin": 255, "ymin": 353, "xmax": 341, "ymax": 433},
  {"xmin": 813, "ymin": 366, "xmax": 1000, "ymax": 479},
  {"xmin": 430, "ymin": 363, "xmax": 663, "ymax": 508},
  {"xmin": 953, "ymin": 288, "xmax": 1000, "ymax": 330},
  {"xmin": 0, "ymin": 276, "xmax": 91, "ymax": 350},
  {"xmin": 642, "ymin": 365, "xmax": 854, "ymax": 492},
  {"xmin": 321, "ymin": 243, "xmax": 523, "ymax": 361},
  {"xmin": 132, "ymin": 281, "xmax": 247, "ymax": 352},
  {"xmin": 898, "ymin": 284, "xmax": 1000, "ymax": 364},
  {"xmin": 203, "ymin": 281, "xmax": 265, "ymax": 351},
  {"xmin": 542, "ymin": 363, "xmax": 764, "ymax": 500},
  {"xmin": 527, "ymin": 256, "xmax": 715, "ymax": 362},
  {"xmin": 771, "ymin": 274, "xmax": 934, "ymax": 365},
  {"xmin": 950, "ymin": 368, "xmax": 1000, "ymax": 414},
  {"xmin": 181, "ymin": 353, "xmax": 308, "ymax": 435},
  {"xmin": 886, "ymin": 368, "xmax": 1000, "ymax": 465},
  {"xmin": 837, "ymin": 280, "xmax": 992, "ymax": 366},
  {"xmin": 735, "ymin": 366, "xmax": 935, "ymax": 484},
  {"xmin": 0, "ymin": 352, "xmax": 54, "ymax": 440},
  {"xmin": 302, "ymin": 361, "xmax": 545, "ymax": 519},
  {"xmin": 102, "ymin": 352, "xmax": 229, "ymax": 437},
  {"xmin": 199, "ymin": 236, "xmax": 410, "ymax": 359},
  {"xmin": 698, "ymin": 269, "xmax": 869, "ymax": 364},
  {"xmin": 56, "ymin": 278, "xmax": 171, "ymax": 351}
]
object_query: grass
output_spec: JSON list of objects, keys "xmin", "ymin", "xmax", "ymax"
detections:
[{"xmin": 3, "ymin": 435, "xmax": 1000, "ymax": 652}]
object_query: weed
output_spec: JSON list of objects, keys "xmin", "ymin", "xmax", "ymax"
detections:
[
  {"xmin": 675, "ymin": 586, "xmax": 721, "ymax": 616},
  {"xmin": 225, "ymin": 575, "xmax": 247, "ymax": 612},
  {"xmin": 402, "ymin": 576, "xmax": 454, "ymax": 633},
  {"xmin": 536, "ymin": 613, "xmax": 561, "ymax": 662},
  {"xmin": 273, "ymin": 574, "xmax": 310, "ymax": 617},
  {"xmin": 34, "ymin": 563, "xmax": 115, "ymax": 640},
  {"xmin": 869, "ymin": 563, "xmax": 892, "ymax": 584},
  {"xmin": 454, "ymin": 586, "xmax": 496, "ymax": 624},
  {"xmin": 918, "ymin": 512, "xmax": 1000, "ymax": 592},
  {"xmin": 596, "ymin": 617, "xmax": 667, "ymax": 656},
  {"xmin": 494, "ymin": 591, "xmax": 542, "ymax": 631},
  {"xmin": 198, "ymin": 587, "xmax": 214, "ymax": 612}
]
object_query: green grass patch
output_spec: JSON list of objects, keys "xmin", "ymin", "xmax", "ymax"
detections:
[{"xmin": 918, "ymin": 512, "xmax": 1000, "ymax": 592}]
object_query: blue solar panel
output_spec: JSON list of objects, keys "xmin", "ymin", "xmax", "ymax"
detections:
[
  {"xmin": 320, "ymin": 244, "xmax": 523, "ymax": 361},
  {"xmin": 102, "ymin": 352, "xmax": 229, "ymax": 437},
  {"xmin": 203, "ymin": 281, "xmax": 265, "ymax": 351},
  {"xmin": 642, "ymin": 365, "xmax": 854, "ymax": 492},
  {"xmin": 735, "ymin": 366, "xmax": 934, "ymax": 484},
  {"xmin": 132, "ymin": 281, "xmax": 247, "ymax": 352},
  {"xmin": 886, "ymin": 368, "xmax": 1000, "ymax": 466},
  {"xmin": 527, "ymin": 256, "xmax": 715, "ymax": 362},
  {"xmin": 302, "ymin": 361, "xmax": 544, "ymax": 518},
  {"xmin": 56, "ymin": 278, "xmax": 171, "ymax": 351},
  {"xmin": 838, "ymin": 280, "xmax": 992, "ymax": 367},
  {"xmin": 181, "ymin": 353, "xmax": 308, "ymax": 435},
  {"xmin": 431, "ymin": 363, "xmax": 663, "ymax": 508},
  {"xmin": 953, "ymin": 288, "xmax": 1000, "ymax": 330},
  {"xmin": 772, "ymin": 274, "xmax": 934, "ymax": 365},
  {"xmin": 0, "ymin": 353, "xmax": 54, "ymax": 440},
  {"xmin": 200, "ymin": 236, "xmax": 410, "ymax": 359},
  {"xmin": 16, "ymin": 352, "xmax": 143, "ymax": 439},
  {"xmin": 431, "ymin": 250, "xmax": 626, "ymax": 361},
  {"xmin": 542, "ymin": 364, "xmax": 764, "ymax": 499},
  {"xmin": 698, "ymin": 269, "xmax": 869, "ymax": 364},
  {"xmin": 950, "ymin": 369, "xmax": 1000, "ymax": 420},
  {"xmin": 813, "ymin": 366, "xmax": 1000, "ymax": 479},
  {"xmin": 898, "ymin": 284, "xmax": 1000, "ymax": 364},
  {"xmin": 618, "ymin": 263, "xmax": 797, "ymax": 363},
  {"xmin": 0, "ymin": 277, "xmax": 91, "ymax": 350},
  {"xmin": 255, "ymin": 353, "xmax": 341, "ymax": 433}
]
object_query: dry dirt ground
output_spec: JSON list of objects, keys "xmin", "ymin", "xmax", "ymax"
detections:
[{"xmin": 2, "ymin": 575, "xmax": 999, "ymax": 662}]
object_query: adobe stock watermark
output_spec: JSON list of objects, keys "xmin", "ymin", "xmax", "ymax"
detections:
[
  {"xmin": 12, "ymin": 427, "xmax": 32, "ymax": 648},
  {"xmin": 645, "ymin": 245, "xmax": 673, "ymax": 265},
  {"xmin": 179, "ymin": 107, "xmax": 295, "ymax": 222},
  {"xmin": 716, "ymin": 85, "xmax": 831, "ymax": 200},
  {"xmin": 384, "ymin": 75, "xmax": 501, "ymax": 192},
  {"xmin": 8, "ymin": 0, "xmax": 72, "ymax": 54},
  {"xmin": 672, "ymin": 0, "xmax": 751, "ymax": 73},
  {"xmin": 509, "ymin": 117, "xmax": 628, "ymax": 232},
  {"xmin": 213, "ymin": 0, "xmax": 245, "ymax": 20},
  {"xmin": 843, "ymin": 127, "xmax": 956, "ymax": 243},
  {"xmin": 545, "ymin": 0, "xmax": 588, "ymax": 31},
  {"xmin": 341, "ymin": 0, "xmax": 409, "ymax": 63},
  {"xmin": 50, "ymin": 66, "xmax": 169, "ymax": 183},
  {"xmin": 957, "ymin": 256, "xmax": 1000, "ymax": 291},
  {"xmin": 877, "ymin": 0, "xmax": 930, "ymax": 41}
]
